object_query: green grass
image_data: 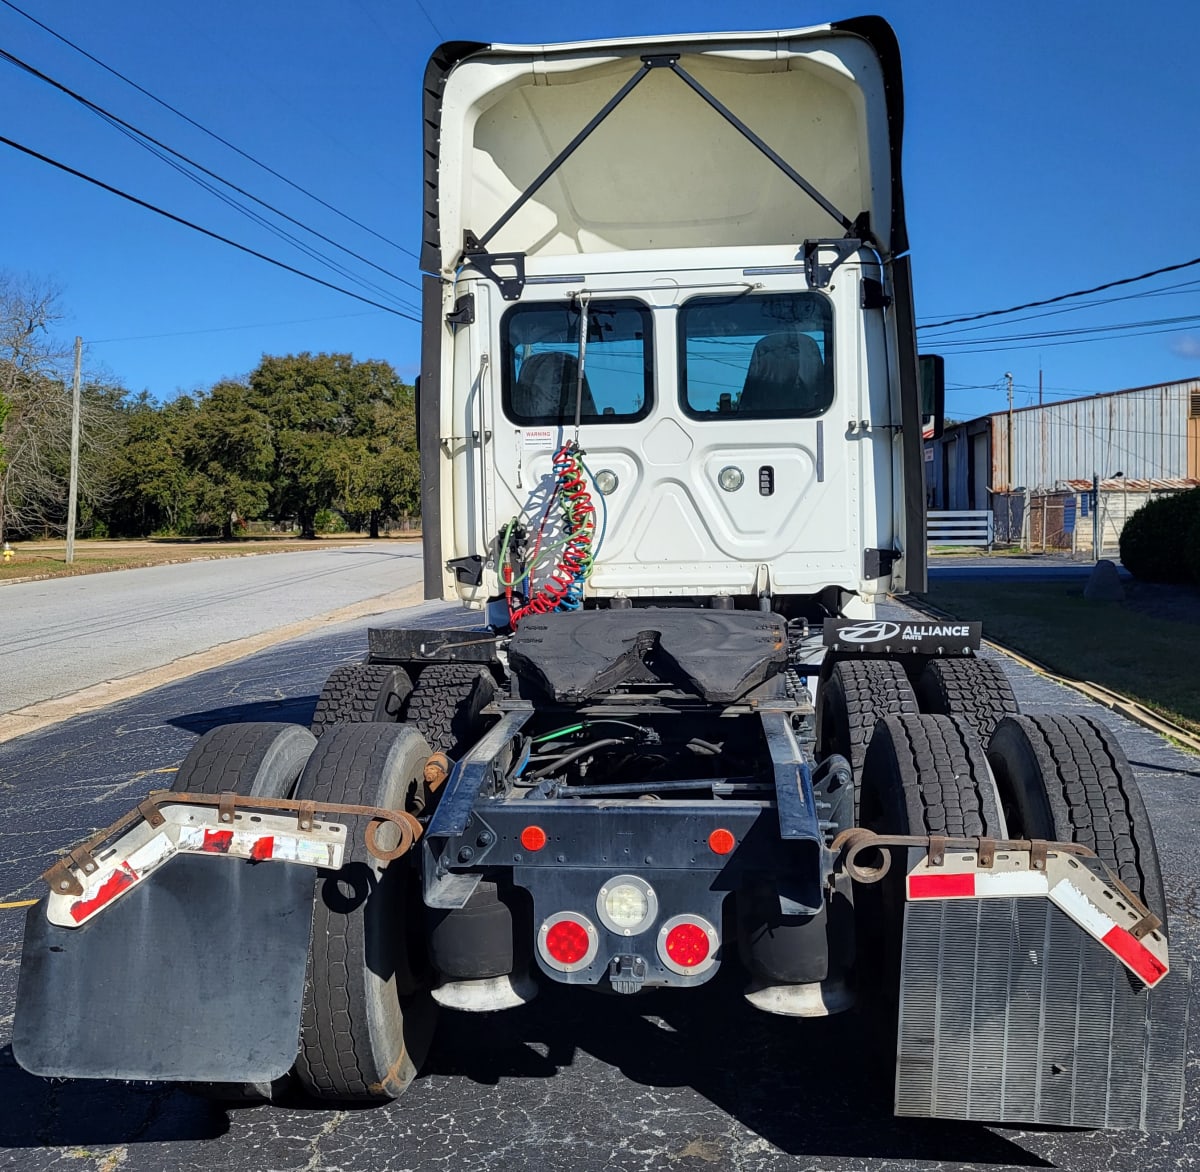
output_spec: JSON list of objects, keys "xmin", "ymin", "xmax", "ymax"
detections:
[
  {"xmin": 919, "ymin": 580, "xmax": 1200, "ymax": 736},
  {"xmin": 0, "ymin": 555, "xmax": 132, "ymax": 580}
]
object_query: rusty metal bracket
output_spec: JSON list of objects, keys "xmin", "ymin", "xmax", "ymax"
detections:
[
  {"xmin": 977, "ymin": 837, "xmax": 996, "ymax": 868},
  {"xmin": 136, "ymin": 796, "xmax": 166, "ymax": 828},
  {"xmin": 927, "ymin": 835, "xmax": 947, "ymax": 867},
  {"xmin": 830, "ymin": 828, "xmax": 1096, "ymax": 890},
  {"xmin": 41, "ymin": 791, "xmax": 428, "ymax": 896},
  {"xmin": 1129, "ymin": 911, "xmax": 1164, "ymax": 941}
]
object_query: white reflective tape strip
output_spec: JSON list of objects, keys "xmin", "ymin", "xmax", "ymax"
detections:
[
  {"xmin": 975, "ymin": 871, "xmax": 1049, "ymax": 898},
  {"xmin": 1049, "ymin": 878, "xmax": 1117, "ymax": 940},
  {"xmin": 124, "ymin": 831, "xmax": 175, "ymax": 875}
]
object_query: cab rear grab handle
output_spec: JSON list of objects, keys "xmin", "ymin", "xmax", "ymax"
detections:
[
  {"xmin": 43, "ymin": 790, "xmax": 424, "ymax": 898},
  {"xmin": 831, "ymin": 827, "xmax": 1169, "ymax": 988}
]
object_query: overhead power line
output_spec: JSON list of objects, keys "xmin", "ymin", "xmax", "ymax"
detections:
[
  {"xmin": 0, "ymin": 0, "xmax": 417, "ymax": 259},
  {"xmin": 917, "ymin": 254, "xmax": 1200, "ymax": 330},
  {"xmin": 924, "ymin": 277, "xmax": 1200, "ymax": 340},
  {"xmin": 931, "ymin": 310, "xmax": 1200, "ymax": 350},
  {"xmin": 0, "ymin": 133, "xmax": 420, "ymax": 322},
  {"xmin": 410, "ymin": 0, "xmax": 446, "ymax": 39},
  {"xmin": 90, "ymin": 310, "xmax": 384, "ymax": 345},
  {"xmin": 0, "ymin": 46, "xmax": 421, "ymax": 306}
]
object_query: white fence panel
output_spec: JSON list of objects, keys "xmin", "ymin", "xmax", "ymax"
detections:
[{"xmin": 927, "ymin": 510, "xmax": 994, "ymax": 548}]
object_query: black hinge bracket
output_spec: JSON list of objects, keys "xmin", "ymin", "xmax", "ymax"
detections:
[
  {"xmin": 804, "ymin": 238, "xmax": 862, "ymax": 289},
  {"xmin": 446, "ymin": 293, "xmax": 475, "ymax": 327},
  {"xmin": 460, "ymin": 243, "xmax": 526, "ymax": 301},
  {"xmin": 446, "ymin": 555, "xmax": 484, "ymax": 586},
  {"xmin": 863, "ymin": 548, "xmax": 899, "ymax": 580},
  {"xmin": 861, "ymin": 277, "xmax": 892, "ymax": 310}
]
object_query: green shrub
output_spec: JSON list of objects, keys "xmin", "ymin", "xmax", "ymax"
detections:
[
  {"xmin": 1119, "ymin": 488, "xmax": 1200, "ymax": 583},
  {"xmin": 1186, "ymin": 511, "xmax": 1200, "ymax": 587},
  {"xmin": 313, "ymin": 509, "xmax": 348, "ymax": 534}
]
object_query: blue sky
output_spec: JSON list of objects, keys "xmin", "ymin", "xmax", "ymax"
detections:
[{"xmin": 2, "ymin": 0, "xmax": 1198, "ymax": 420}]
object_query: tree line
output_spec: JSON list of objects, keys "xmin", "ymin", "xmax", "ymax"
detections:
[{"xmin": 0, "ymin": 274, "xmax": 419, "ymax": 543}]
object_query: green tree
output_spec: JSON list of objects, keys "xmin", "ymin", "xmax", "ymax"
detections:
[
  {"xmin": 105, "ymin": 392, "xmax": 192, "ymax": 536},
  {"xmin": 247, "ymin": 353, "xmax": 416, "ymax": 537},
  {"xmin": 182, "ymin": 381, "xmax": 274, "ymax": 536}
]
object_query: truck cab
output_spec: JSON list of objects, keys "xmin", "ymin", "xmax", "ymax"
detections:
[{"xmin": 418, "ymin": 19, "xmax": 932, "ymax": 617}]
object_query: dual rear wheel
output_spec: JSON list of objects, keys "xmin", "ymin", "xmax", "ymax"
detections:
[{"xmin": 172, "ymin": 719, "xmax": 440, "ymax": 1105}]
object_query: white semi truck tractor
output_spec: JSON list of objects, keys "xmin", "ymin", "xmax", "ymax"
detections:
[{"xmin": 14, "ymin": 17, "xmax": 1188, "ymax": 1131}]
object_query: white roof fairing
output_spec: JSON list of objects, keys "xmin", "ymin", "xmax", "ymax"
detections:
[{"xmin": 423, "ymin": 21, "xmax": 905, "ymax": 274}]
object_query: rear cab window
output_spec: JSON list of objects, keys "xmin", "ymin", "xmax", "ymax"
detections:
[
  {"xmin": 501, "ymin": 298, "xmax": 654, "ymax": 425},
  {"xmin": 679, "ymin": 291, "xmax": 834, "ymax": 420}
]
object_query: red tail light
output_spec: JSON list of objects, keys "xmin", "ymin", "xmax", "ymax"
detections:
[
  {"xmin": 657, "ymin": 914, "xmax": 719, "ymax": 976},
  {"xmin": 665, "ymin": 922, "xmax": 710, "ymax": 967},
  {"xmin": 537, "ymin": 912, "xmax": 598, "ymax": 973}
]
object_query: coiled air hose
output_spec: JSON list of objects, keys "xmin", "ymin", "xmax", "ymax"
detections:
[{"xmin": 503, "ymin": 442, "xmax": 599, "ymax": 627}]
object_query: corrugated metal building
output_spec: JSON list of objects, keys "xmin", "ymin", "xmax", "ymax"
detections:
[{"xmin": 927, "ymin": 377, "xmax": 1200, "ymax": 507}]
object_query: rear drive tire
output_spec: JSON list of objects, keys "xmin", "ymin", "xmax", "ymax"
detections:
[
  {"xmin": 293, "ymin": 723, "xmax": 437, "ymax": 1103},
  {"xmin": 173, "ymin": 722, "xmax": 317, "ymax": 1103},
  {"xmin": 858, "ymin": 714, "xmax": 1007, "ymax": 1029},
  {"xmin": 310, "ymin": 664, "xmax": 413, "ymax": 738},
  {"xmin": 915, "ymin": 657, "xmax": 1019, "ymax": 745},
  {"xmin": 405, "ymin": 664, "xmax": 497, "ymax": 757},
  {"xmin": 173, "ymin": 721, "xmax": 316, "ymax": 798},
  {"xmin": 987, "ymin": 713, "xmax": 1167, "ymax": 928},
  {"xmin": 817, "ymin": 659, "xmax": 918, "ymax": 815},
  {"xmin": 862, "ymin": 713, "xmax": 1008, "ymax": 838}
]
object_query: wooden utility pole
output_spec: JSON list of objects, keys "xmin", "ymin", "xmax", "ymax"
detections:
[{"xmin": 65, "ymin": 336, "xmax": 82, "ymax": 565}]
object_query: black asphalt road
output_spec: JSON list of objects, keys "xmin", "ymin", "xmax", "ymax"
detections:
[{"xmin": 1, "ymin": 599, "xmax": 1196, "ymax": 1172}]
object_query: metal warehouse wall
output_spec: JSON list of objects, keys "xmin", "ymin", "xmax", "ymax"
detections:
[{"xmin": 990, "ymin": 379, "xmax": 1196, "ymax": 490}]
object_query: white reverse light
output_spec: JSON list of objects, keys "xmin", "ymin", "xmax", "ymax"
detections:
[
  {"xmin": 596, "ymin": 874, "xmax": 658, "ymax": 936},
  {"xmin": 717, "ymin": 466, "xmax": 744, "ymax": 492}
]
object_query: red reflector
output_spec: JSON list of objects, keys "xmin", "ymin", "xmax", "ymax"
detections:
[
  {"xmin": 520, "ymin": 825, "xmax": 547, "ymax": 852},
  {"xmin": 908, "ymin": 872, "xmax": 976, "ymax": 899},
  {"xmin": 544, "ymin": 918, "xmax": 590, "ymax": 965},
  {"xmin": 250, "ymin": 836, "xmax": 274, "ymax": 861},
  {"xmin": 69, "ymin": 863, "xmax": 137, "ymax": 923},
  {"xmin": 201, "ymin": 828, "xmax": 234, "ymax": 853},
  {"xmin": 665, "ymin": 922, "xmax": 710, "ymax": 968},
  {"xmin": 1103, "ymin": 924, "xmax": 1168, "ymax": 985},
  {"xmin": 708, "ymin": 828, "xmax": 735, "ymax": 855}
]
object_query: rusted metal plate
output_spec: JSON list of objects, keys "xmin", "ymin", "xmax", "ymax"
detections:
[{"xmin": 13, "ymin": 853, "xmax": 315, "ymax": 1082}]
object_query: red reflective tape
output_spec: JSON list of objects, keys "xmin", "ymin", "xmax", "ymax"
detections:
[
  {"xmin": 69, "ymin": 863, "xmax": 137, "ymax": 923},
  {"xmin": 908, "ymin": 872, "xmax": 976, "ymax": 899},
  {"xmin": 250, "ymin": 836, "xmax": 274, "ymax": 861},
  {"xmin": 201, "ymin": 829, "xmax": 234, "ymax": 853},
  {"xmin": 1102, "ymin": 924, "xmax": 1168, "ymax": 986}
]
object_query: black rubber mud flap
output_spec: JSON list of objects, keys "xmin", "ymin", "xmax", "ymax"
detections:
[
  {"xmin": 13, "ymin": 854, "xmax": 315, "ymax": 1083},
  {"xmin": 895, "ymin": 896, "xmax": 1189, "ymax": 1131}
]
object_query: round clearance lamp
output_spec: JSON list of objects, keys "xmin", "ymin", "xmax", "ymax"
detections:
[
  {"xmin": 594, "ymin": 468, "xmax": 619, "ymax": 495},
  {"xmin": 718, "ymin": 466, "xmax": 744, "ymax": 492}
]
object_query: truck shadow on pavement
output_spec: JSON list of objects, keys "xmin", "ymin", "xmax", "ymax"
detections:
[
  {"xmin": 0, "ymin": 972, "xmax": 1058, "ymax": 1165},
  {"xmin": 423, "ymin": 972, "xmax": 1055, "ymax": 1167},
  {"xmin": 167, "ymin": 696, "xmax": 319, "ymax": 737},
  {"xmin": 0, "ymin": 1045, "xmax": 228, "ymax": 1148}
]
